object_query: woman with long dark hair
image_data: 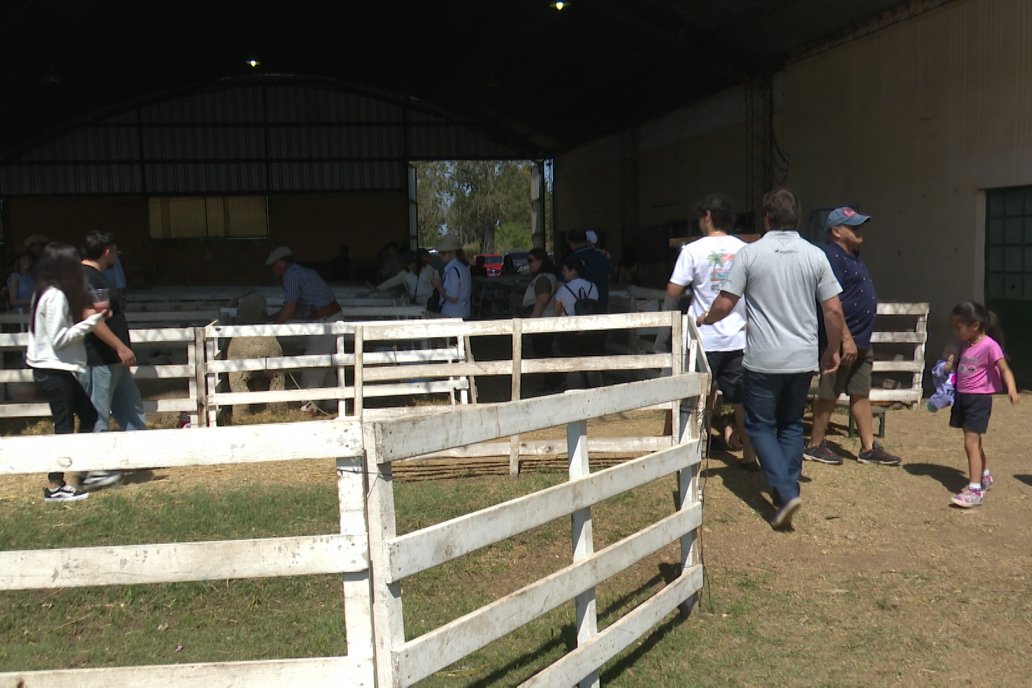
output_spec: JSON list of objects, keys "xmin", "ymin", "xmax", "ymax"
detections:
[{"xmin": 27, "ymin": 243, "xmax": 109, "ymax": 502}]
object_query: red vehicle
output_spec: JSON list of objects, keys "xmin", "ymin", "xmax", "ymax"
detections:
[{"xmin": 473, "ymin": 253, "xmax": 503, "ymax": 277}]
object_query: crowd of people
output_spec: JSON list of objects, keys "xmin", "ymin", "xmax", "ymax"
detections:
[
  {"xmin": 690, "ymin": 187, "xmax": 1018, "ymax": 528},
  {"xmin": 12, "ymin": 187, "xmax": 1019, "ymax": 516}
]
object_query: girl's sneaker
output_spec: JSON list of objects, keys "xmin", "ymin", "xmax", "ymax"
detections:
[
  {"xmin": 981, "ymin": 473, "xmax": 995, "ymax": 491},
  {"xmin": 950, "ymin": 487, "xmax": 984, "ymax": 508},
  {"xmin": 43, "ymin": 484, "xmax": 89, "ymax": 502}
]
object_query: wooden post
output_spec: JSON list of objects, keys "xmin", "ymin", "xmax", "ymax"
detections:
[
  {"xmin": 510, "ymin": 318, "xmax": 523, "ymax": 477},
  {"xmin": 337, "ymin": 326, "xmax": 348, "ymax": 419},
  {"xmin": 354, "ymin": 326, "xmax": 364, "ymax": 418},
  {"xmin": 462, "ymin": 334, "xmax": 478, "ymax": 405},
  {"xmin": 204, "ymin": 328, "xmax": 220, "ymax": 427},
  {"xmin": 913, "ymin": 307, "xmax": 928, "ymax": 412},
  {"xmin": 567, "ymin": 419, "xmax": 599, "ymax": 688},
  {"xmin": 670, "ymin": 312, "xmax": 685, "ymax": 444},
  {"xmin": 363, "ymin": 424, "xmax": 404, "ymax": 688},
  {"xmin": 192, "ymin": 326, "xmax": 207, "ymax": 427},
  {"xmin": 336, "ymin": 455, "xmax": 374, "ymax": 672},
  {"xmin": 678, "ymin": 314, "xmax": 706, "ymax": 615}
]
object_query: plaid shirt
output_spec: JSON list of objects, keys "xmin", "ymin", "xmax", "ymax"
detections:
[{"xmin": 282, "ymin": 263, "xmax": 336, "ymax": 319}]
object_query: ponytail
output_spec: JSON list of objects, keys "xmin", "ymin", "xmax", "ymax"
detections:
[
  {"xmin": 951, "ymin": 301, "xmax": 1006, "ymax": 350},
  {"xmin": 984, "ymin": 310, "xmax": 1005, "ymax": 350}
]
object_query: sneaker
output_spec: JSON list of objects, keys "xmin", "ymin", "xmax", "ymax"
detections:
[
  {"xmin": 738, "ymin": 458, "xmax": 762, "ymax": 472},
  {"xmin": 950, "ymin": 487, "xmax": 984, "ymax": 508},
  {"xmin": 857, "ymin": 441, "xmax": 902, "ymax": 466},
  {"xmin": 981, "ymin": 473, "xmax": 995, "ymax": 491},
  {"xmin": 770, "ymin": 496, "xmax": 802, "ymax": 530},
  {"xmin": 43, "ymin": 484, "xmax": 89, "ymax": 502},
  {"xmin": 803, "ymin": 442, "xmax": 844, "ymax": 465},
  {"xmin": 81, "ymin": 471, "xmax": 124, "ymax": 490}
]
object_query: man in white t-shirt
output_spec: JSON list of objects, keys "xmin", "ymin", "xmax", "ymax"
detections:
[{"xmin": 663, "ymin": 193, "xmax": 756, "ymax": 469}]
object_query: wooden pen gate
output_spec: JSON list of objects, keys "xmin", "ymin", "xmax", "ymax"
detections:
[{"xmin": 0, "ymin": 317, "xmax": 709, "ymax": 687}]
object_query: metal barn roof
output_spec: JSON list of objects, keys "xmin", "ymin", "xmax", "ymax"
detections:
[{"xmin": 0, "ymin": 1, "xmax": 940, "ymax": 159}]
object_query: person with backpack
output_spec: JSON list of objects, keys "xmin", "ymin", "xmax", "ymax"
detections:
[{"xmin": 554, "ymin": 255, "xmax": 602, "ymax": 388}]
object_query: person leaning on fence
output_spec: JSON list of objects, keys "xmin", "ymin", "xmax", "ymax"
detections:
[
  {"xmin": 79, "ymin": 230, "xmax": 147, "ymax": 490},
  {"xmin": 661, "ymin": 193, "xmax": 757, "ymax": 471},
  {"xmin": 699, "ymin": 187, "xmax": 846, "ymax": 531},
  {"xmin": 375, "ymin": 250, "xmax": 420, "ymax": 302},
  {"xmin": 266, "ymin": 246, "xmax": 344, "ymax": 416},
  {"xmin": 554, "ymin": 254, "xmax": 602, "ymax": 389},
  {"xmin": 26, "ymin": 243, "xmax": 110, "ymax": 502},
  {"xmin": 429, "ymin": 234, "xmax": 472, "ymax": 319},
  {"xmin": 803, "ymin": 207, "xmax": 902, "ymax": 467}
]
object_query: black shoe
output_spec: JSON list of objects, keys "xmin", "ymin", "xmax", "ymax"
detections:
[
  {"xmin": 803, "ymin": 442, "xmax": 844, "ymax": 465},
  {"xmin": 81, "ymin": 471, "xmax": 124, "ymax": 490},
  {"xmin": 770, "ymin": 496, "xmax": 802, "ymax": 530},
  {"xmin": 738, "ymin": 458, "xmax": 761, "ymax": 472},
  {"xmin": 857, "ymin": 441, "xmax": 901, "ymax": 466}
]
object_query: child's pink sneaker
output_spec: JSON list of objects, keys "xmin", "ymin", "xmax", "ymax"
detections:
[
  {"xmin": 981, "ymin": 472, "xmax": 995, "ymax": 491},
  {"xmin": 950, "ymin": 487, "xmax": 984, "ymax": 508}
]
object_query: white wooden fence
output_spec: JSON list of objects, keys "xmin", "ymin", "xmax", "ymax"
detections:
[
  {"xmin": 0, "ymin": 317, "xmax": 709, "ymax": 687},
  {"xmin": 0, "ymin": 327, "xmax": 200, "ymax": 419},
  {"xmin": 0, "ymin": 420, "xmax": 375, "ymax": 687}
]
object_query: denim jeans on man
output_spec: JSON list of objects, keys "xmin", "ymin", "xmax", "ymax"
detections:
[
  {"xmin": 742, "ymin": 369, "xmax": 814, "ymax": 507},
  {"xmin": 81, "ymin": 363, "xmax": 147, "ymax": 432}
]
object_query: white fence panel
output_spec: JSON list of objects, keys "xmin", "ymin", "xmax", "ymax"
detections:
[{"xmin": 363, "ymin": 311, "xmax": 709, "ymax": 688}]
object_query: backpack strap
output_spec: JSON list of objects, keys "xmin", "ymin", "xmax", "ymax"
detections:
[{"xmin": 562, "ymin": 283, "xmax": 578, "ymax": 316}]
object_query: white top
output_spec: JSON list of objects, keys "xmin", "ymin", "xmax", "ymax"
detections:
[
  {"xmin": 26, "ymin": 287, "xmax": 105, "ymax": 373},
  {"xmin": 669, "ymin": 234, "xmax": 748, "ymax": 352},
  {"xmin": 554, "ymin": 278, "xmax": 599, "ymax": 316},
  {"xmin": 413, "ymin": 264, "xmax": 435, "ymax": 305},
  {"xmin": 722, "ymin": 230, "xmax": 841, "ymax": 374},
  {"xmin": 376, "ymin": 269, "xmax": 417, "ymax": 299}
]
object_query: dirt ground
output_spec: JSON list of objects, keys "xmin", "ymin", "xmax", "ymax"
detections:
[{"xmin": 2, "ymin": 398, "xmax": 1030, "ymax": 684}]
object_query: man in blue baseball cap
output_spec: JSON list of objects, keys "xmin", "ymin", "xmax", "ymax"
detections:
[{"xmin": 803, "ymin": 206, "xmax": 902, "ymax": 467}]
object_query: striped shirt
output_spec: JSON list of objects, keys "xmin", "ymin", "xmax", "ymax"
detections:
[{"xmin": 282, "ymin": 263, "xmax": 337, "ymax": 320}]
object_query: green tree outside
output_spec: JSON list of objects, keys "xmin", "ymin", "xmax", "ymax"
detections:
[{"xmin": 414, "ymin": 160, "xmax": 539, "ymax": 253}]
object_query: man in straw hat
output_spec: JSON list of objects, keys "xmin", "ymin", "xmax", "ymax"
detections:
[
  {"xmin": 429, "ymin": 234, "xmax": 471, "ymax": 318},
  {"xmin": 265, "ymin": 246, "xmax": 343, "ymax": 415}
]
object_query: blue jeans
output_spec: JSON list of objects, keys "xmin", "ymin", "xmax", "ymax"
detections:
[
  {"xmin": 81, "ymin": 364, "xmax": 147, "ymax": 432},
  {"xmin": 741, "ymin": 369, "xmax": 813, "ymax": 507}
]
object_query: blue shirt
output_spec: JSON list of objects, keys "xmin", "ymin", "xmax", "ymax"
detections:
[
  {"xmin": 822, "ymin": 241, "xmax": 877, "ymax": 350},
  {"xmin": 282, "ymin": 263, "xmax": 337, "ymax": 320}
]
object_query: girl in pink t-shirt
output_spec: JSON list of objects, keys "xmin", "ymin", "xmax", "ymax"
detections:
[{"xmin": 945, "ymin": 302, "xmax": 1019, "ymax": 508}]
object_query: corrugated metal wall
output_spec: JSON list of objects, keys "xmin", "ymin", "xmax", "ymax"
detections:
[{"xmin": 0, "ymin": 82, "xmax": 528, "ymax": 195}]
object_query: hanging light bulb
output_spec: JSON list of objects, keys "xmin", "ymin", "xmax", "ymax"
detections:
[
  {"xmin": 245, "ymin": 58, "xmax": 261, "ymax": 68},
  {"xmin": 550, "ymin": 1, "xmax": 570, "ymax": 10}
]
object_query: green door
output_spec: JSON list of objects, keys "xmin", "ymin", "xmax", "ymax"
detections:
[{"xmin": 986, "ymin": 187, "xmax": 1032, "ymax": 387}]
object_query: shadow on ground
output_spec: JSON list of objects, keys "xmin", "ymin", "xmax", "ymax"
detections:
[
  {"xmin": 903, "ymin": 462, "xmax": 967, "ymax": 492},
  {"xmin": 461, "ymin": 564, "xmax": 684, "ymax": 687}
]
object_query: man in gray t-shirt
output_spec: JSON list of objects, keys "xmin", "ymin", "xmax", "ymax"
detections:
[{"xmin": 700, "ymin": 188, "xmax": 846, "ymax": 531}]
